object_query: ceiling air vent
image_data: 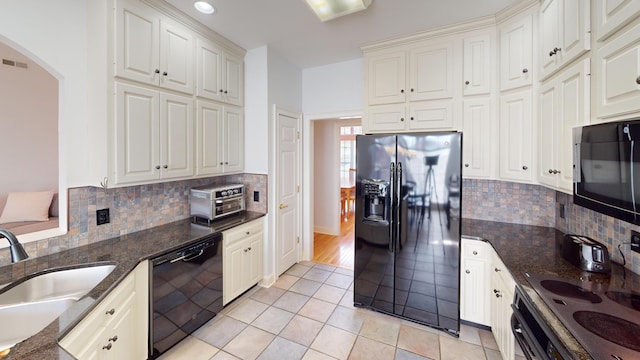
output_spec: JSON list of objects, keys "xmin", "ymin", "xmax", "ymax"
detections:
[{"xmin": 2, "ymin": 58, "xmax": 28, "ymax": 69}]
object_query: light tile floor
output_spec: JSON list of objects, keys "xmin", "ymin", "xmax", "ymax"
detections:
[{"xmin": 159, "ymin": 261, "xmax": 526, "ymax": 360}]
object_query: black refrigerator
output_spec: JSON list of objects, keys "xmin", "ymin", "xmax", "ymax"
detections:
[{"xmin": 353, "ymin": 132, "xmax": 462, "ymax": 336}]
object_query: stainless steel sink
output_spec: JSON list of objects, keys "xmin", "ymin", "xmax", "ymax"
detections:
[
  {"xmin": 0, "ymin": 264, "xmax": 116, "ymax": 305},
  {"xmin": 0, "ymin": 264, "xmax": 116, "ymax": 351}
]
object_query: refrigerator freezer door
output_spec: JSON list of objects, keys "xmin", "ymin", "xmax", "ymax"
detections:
[{"xmin": 354, "ymin": 134, "xmax": 396, "ymax": 310}]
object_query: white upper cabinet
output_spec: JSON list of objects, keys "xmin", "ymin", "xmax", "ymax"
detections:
[
  {"xmin": 196, "ymin": 37, "xmax": 244, "ymax": 106},
  {"xmin": 595, "ymin": 22, "xmax": 640, "ymax": 118},
  {"xmin": 499, "ymin": 88, "xmax": 534, "ymax": 183},
  {"xmin": 539, "ymin": 0, "xmax": 590, "ymax": 80},
  {"xmin": 593, "ymin": 0, "xmax": 640, "ymax": 41},
  {"xmin": 499, "ymin": 12, "xmax": 533, "ymax": 91},
  {"xmin": 114, "ymin": 82, "xmax": 193, "ymax": 185},
  {"xmin": 195, "ymin": 100, "xmax": 244, "ymax": 176},
  {"xmin": 462, "ymin": 99, "xmax": 493, "ymax": 178},
  {"xmin": 409, "ymin": 40, "xmax": 455, "ymax": 101},
  {"xmin": 115, "ymin": 0, "xmax": 194, "ymax": 94},
  {"xmin": 366, "ymin": 50, "xmax": 407, "ymax": 105},
  {"xmin": 463, "ymin": 35, "xmax": 492, "ymax": 95},
  {"xmin": 539, "ymin": 59, "xmax": 590, "ymax": 192}
]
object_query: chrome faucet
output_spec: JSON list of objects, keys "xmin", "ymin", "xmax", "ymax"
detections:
[{"xmin": 0, "ymin": 228, "xmax": 29, "ymax": 262}]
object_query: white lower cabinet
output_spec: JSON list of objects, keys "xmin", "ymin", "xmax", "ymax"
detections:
[
  {"xmin": 460, "ymin": 239, "xmax": 490, "ymax": 326},
  {"xmin": 223, "ymin": 218, "xmax": 264, "ymax": 305},
  {"xmin": 60, "ymin": 261, "xmax": 149, "ymax": 360},
  {"xmin": 490, "ymin": 253, "xmax": 517, "ymax": 360},
  {"xmin": 460, "ymin": 239, "xmax": 517, "ymax": 360}
]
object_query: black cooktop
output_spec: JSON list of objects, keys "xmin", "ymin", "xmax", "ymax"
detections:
[{"xmin": 525, "ymin": 272, "xmax": 640, "ymax": 360}]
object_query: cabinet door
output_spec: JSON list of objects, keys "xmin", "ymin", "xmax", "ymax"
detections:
[
  {"xmin": 408, "ymin": 100, "xmax": 455, "ymax": 131},
  {"xmin": 409, "ymin": 41, "xmax": 455, "ymax": 101},
  {"xmin": 596, "ymin": 23, "xmax": 640, "ymax": 118},
  {"xmin": 460, "ymin": 257, "xmax": 489, "ymax": 326},
  {"xmin": 557, "ymin": 0, "xmax": 590, "ymax": 68},
  {"xmin": 463, "ymin": 35, "xmax": 491, "ymax": 95},
  {"xmin": 223, "ymin": 51, "xmax": 244, "ymax": 106},
  {"xmin": 247, "ymin": 231, "xmax": 264, "ymax": 286},
  {"xmin": 224, "ymin": 239, "xmax": 248, "ymax": 304},
  {"xmin": 500, "ymin": 13, "xmax": 533, "ymax": 91},
  {"xmin": 499, "ymin": 89, "xmax": 533, "ymax": 182},
  {"xmin": 114, "ymin": 0, "xmax": 160, "ymax": 86},
  {"xmin": 462, "ymin": 99, "xmax": 492, "ymax": 178},
  {"xmin": 594, "ymin": 0, "xmax": 640, "ymax": 41},
  {"xmin": 196, "ymin": 38, "xmax": 223, "ymax": 101},
  {"xmin": 160, "ymin": 93, "xmax": 194, "ymax": 179},
  {"xmin": 540, "ymin": 0, "xmax": 560, "ymax": 77},
  {"xmin": 367, "ymin": 105, "xmax": 407, "ymax": 133},
  {"xmin": 159, "ymin": 19, "xmax": 194, "ymax": 94},
  {"xmin": 223, "ymin": 106, "xmax": 244, "ymax": 173},
  {"xmin": 196, "ymin": 100, "xmax": 224, "ymax": 176},
  {"xmin": 538, "ymin": 81, "xmax": 557, "ymax": 188},
  {"xmin": 556, "ymin": 59, "xmax": 589, "ymax": 191},
  {"xmin": 367, "ymin": 51, "xmax": 406, "ymax": 105},
  {"xmin": 114, "ymin": 82, "xmax": 160, "ymax": 184}
]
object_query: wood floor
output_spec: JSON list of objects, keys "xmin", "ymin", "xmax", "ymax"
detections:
[{"xmin": 312, "ymin": 213, "xmax": 355, "ymax": 270}]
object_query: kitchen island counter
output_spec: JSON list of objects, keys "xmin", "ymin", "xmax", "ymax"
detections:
[
  {"xmin": 463, "ymin": 218, "xmax": 640, "ymax": 360},
  {"xmin": 0, "ymin": 211, "xmax": 265, "ymax": 360}
]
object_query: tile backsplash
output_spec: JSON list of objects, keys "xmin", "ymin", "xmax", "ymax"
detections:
[
  {"xmin": 0, "ymin": 173, "xmax": 267, "ymax": 267},
  {"xmin": 462, "ymin": 179, "xmax": 556, "ymax": 227}
]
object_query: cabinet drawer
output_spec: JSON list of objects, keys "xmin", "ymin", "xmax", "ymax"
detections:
[
  {"xmin": 462, "ymin": 239, "xmax": 489, "ymax": 259},
  {"xmin": 223, "ymin": 218, "xmax": 264, "ymax": 246}
]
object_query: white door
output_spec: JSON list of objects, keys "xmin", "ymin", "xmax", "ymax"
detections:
[{"xmin": 275, "ymin": 107, "xmax": 301, "ymax": 276}]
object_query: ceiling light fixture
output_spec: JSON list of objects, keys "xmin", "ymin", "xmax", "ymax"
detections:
[
  {"xmin": 194, "ymin": 1, "xmax": 215, "ymax": 15},
  {"xmin": 305, "ymin": 0, "xmax": 372, "ymax": 22}
]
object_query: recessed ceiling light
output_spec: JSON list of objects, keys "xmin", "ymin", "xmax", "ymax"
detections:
[
  {"xmin": 194, "ymin": 1, "xmax": 215, "ymax": 15},
  {"xmin": 305, "ymin": 0, "xmax": 372, "ymax": 22}
]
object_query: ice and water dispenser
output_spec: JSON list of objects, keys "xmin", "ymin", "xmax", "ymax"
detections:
[{"xmin": 362, "ymin": 179, "xmax": 390, "ymax": 224}]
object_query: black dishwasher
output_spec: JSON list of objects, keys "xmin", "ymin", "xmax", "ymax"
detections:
[{"xmin": 149, "ymin": 233, "xmax": 223, "ymax": 358}]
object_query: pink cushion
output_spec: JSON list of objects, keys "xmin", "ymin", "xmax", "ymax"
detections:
[{"xmin": 0, "ymin": 191, "xmax": 54, "ymax": 224}]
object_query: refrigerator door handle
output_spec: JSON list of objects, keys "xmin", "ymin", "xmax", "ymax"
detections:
[
  {"xmin": 396, "ymin": 162, "xmax": 403, "ymax": 251},
  {"xmin": 389, "ymin": 162, "xmax": 395, "ymax": 252}
]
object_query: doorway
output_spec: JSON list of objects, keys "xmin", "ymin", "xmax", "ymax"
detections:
[{"xmin": 310, "ymin": 118, "xmax": 361, "ymax": 270}]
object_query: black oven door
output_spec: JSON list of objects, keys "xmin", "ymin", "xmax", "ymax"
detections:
[
  {"xmin": 511, "ymin": 286, "xmax": 570, "ymax": 360},
  {"xmin": 149, "ymin": 234, "xmax": 223, "ymax": 358}
]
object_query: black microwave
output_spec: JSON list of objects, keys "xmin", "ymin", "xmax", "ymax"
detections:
[{"xmin": 573, "ymin": 119, "xmax": 640, "ymax": 225}]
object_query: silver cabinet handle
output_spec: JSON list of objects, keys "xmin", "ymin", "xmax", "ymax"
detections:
[
  {"xmin": 109, "ymin": 335, "xmax": 118, "ymax": 342},
  {"xmin": 106, "ymin": 308, "xmax": 115, "ymax": 315},
  {"xmin": 102, "ymin": 343, "xmax": 112, "ymax": 350},
  {"xmin": 495, "ymin": 267, "xmax": 501, "ymax": 272}
]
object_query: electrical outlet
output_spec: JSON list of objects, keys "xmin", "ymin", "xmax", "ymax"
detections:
[
  {"xmin": 97, "ymin": 208, "xmax": 110, "ymax": 225},
  {"xmin": 254, "ymin": 191, "xmax": 259, "ymax": 202},
  {"xmin": 631, "ymin": 230, "xmax": 640, "ymax": 254}
]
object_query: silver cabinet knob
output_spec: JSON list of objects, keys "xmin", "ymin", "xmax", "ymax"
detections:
[
  {"xmin": 400, "ymin": 117, "xmax": 404, "ymax": 122},
  {"xmin": 522, "ymin": 166, "xmax": 528, "ymax": 170},
  {"xmin": 636, "ymin": 75, "xmax": 640, "ymax": 85},
  {"xmin": 495, "ymin": 267, "xmax": 501, "ymax": 272},
  {"xmin": 400, "ymin": 89, "xmax": 405, "ymax": 93},
  {"xmin": 155, "ymin": 165, "xmax": 161, "ymax": 170},
  {"xmin": 472, "ymin": 251, "xmax": 478, "ymax": 255},
  {"xmin": 102, "ymin": 343, "xmax": 112, "ymax": 351},
  {"xmin": 109, "ymin": 335, "xmax": 118, "ymax": 342},
  {"xmin": 522, "ymin": 68, "xmax": 528, "ymax": 73},
  {"xmin": 163, "ymin": 165, "xmax": 168, "ymax": 169},
  {"xmin": 465, "ymin": 81, "xmax": 470, "ymax": 85},
  {"xmin": 465, "ymin": 163, "xmax": 470, "ymax": 168},
  {"xmin": 105, "ymin": 308, "xmax": 115, "ymax": 315},
  {"xmin": 465, "ymin": 269, "xmax": 470, "ymax": 274}
]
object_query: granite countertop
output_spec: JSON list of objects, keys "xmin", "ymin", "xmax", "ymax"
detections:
[
  {"xmin": 0, "ymin": 211, "xmax": 265, "ymax": 360},
  {"xmin": 462, "ymin": 219, "xmax": 640, "ymax": 360}
]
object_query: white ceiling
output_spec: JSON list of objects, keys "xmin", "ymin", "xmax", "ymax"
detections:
[{"xmin": 165, "ymin": 0, "xmax": 522, "ymax": 69}]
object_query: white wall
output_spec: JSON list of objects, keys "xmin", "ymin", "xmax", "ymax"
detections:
[
  {"xmin": 0, "ymin": 42, "xmax": 58, "ymax": 207},
  {"xmin": 301, "ymin": 59, "xmax": 364, "ymax": 260},
  {"xmin": 244, "ymin": 46, "xmax": 269, "ymax": 174},
  {"xmin": 302, "ymin": 58, "xmax": 363, "ymax": 115},
  {"xmin": 313, "ymin": 121, "xmax": 340, "ymax": 235},
  {"xmin": 0, "ymin": 1, "xmax": 87, "ymax": 188}
]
